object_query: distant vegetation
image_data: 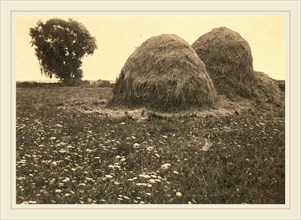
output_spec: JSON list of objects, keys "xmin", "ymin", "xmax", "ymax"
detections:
[{"xmin": 16, "ymin": 80, "xmax": 115, "ymax": 88}]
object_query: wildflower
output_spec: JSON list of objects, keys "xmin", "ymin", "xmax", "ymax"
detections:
[
  {"xmin": 105, "ymin": 175, "xmax": 113, "ymax": 179},
  {"xmin": 120, "ymin": 158, "xmax": 126, "ymax": 162},
  {"xmin": 28, "ymin": 201, "xmax": 37, "ymax": 204},
  {"xmin": 161, "ymin": 163, "xmax": 171, "ymax": 170},
  {"xmin": 17, "ymin": 176, "xmax": 26, "ymax": 181},
  {"xmin": 149, "ymin": 179, "xmax": 156, "ymax": 183},
  {"xmin": 51, "ymin": 161, "xmax": 58, "ymax": 167},
  {"xmin": 55, "ymin": 189, "xmax": 62, "ymax": 193},
  {"xmin": 146, "ymin": 146, "xmax": 153, "ymax": 151},
  {"xmin": 114, "ymin": 165, "xmax": 121, "ymax": 169},
  {"xmin": 85, "ymin": 177, "xmax": 93, "ymax": 181},
  {"xmin": 176, "ymin": 192, "xmax": 182, "ymax": 197},
  {"xmin": 133, "ymin": 143, "xmax": 141, "ymax": 148},
  {"xmin": 139, "ymin": 174, "xmax": 151, "ymax": 179},
  {"xmin": 62, "ymin": 177, "xmax": 70, "ymax": 183},
  {"xmin": 173, "ymin": 171, "xmax": 179, "ymax": 175},
  {"xmin": 136, "ymin": 183, "xmax": 145, "ymax": 186},
  {"xmin": 66, "ymin": 145, "xmax": 74, "ymax": 149},
  {"xmin": 145, "ymin": 193, "xmax": 152, "ymax": 196}
]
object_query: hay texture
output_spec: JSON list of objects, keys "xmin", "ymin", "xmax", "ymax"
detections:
[
  {"xmin": 253, "ymin": 71, "xmax": 284, "ymax": 107},
  {"xmin": 108, "ymin": 34, "xmax": 217, "ymax": 111},
  {"xmin": 192, "ymin": 27, "xmax": 255, "ymax": 98}
]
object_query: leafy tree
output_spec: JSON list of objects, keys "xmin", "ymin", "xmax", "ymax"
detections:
[{"xmin": 29, "ymin": 18, "xmax": 97, "ymax": 82}]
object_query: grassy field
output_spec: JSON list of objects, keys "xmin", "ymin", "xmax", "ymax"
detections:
[{"xmin": 16, "ymin": 86, "xmax": 285, "ymax": 204}]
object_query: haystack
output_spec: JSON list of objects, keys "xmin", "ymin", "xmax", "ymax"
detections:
[
  {"xmin": 108, "ymin": 34, "xmax": 217, "ymax": 111},
  {"xmin": 192, "ymin": 27, "xmax": 255, "ymax": 98},
  {"xmin": 253, "ymin": 71, "xmax": 284, "ymax": 107}
]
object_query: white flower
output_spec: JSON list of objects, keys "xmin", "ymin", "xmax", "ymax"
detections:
[
  {"xmin": 133, "ymin": 143, "xmax": 141, "ymax": 148},
  {"xmin": 62, "ymin": 177, "xmax": 70, "ymax": 183},
  {"xmin": 149, "ymin": 179, "xmax": 156, "ymax": 183},
  {"xmin": 176, "ymin": 192, "xmax": 182, "ymax": 197},
  {"xmin": 161, "ymin": 163, "xmax": 171, "ymax": 170},
  {"xmin": 51, "ymin": 161, "xmax": 58, "ymax": 167},
  {"xmin": 139, "ymin": 174, "xmax": 151, "ymax": 179},
  {"xmin": 105, "ymin": 174, "xmax": 113, "ymax": 179}
]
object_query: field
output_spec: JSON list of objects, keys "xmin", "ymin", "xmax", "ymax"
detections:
[{"xmin": 16, "ymin": 86, "xmax": 285, "ymax": 204}]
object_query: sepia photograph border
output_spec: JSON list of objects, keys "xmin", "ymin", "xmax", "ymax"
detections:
[{"xmin": 1, "ymin": 0, "xmax": 300, "ymax": 220}]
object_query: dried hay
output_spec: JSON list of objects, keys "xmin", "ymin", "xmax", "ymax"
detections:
[
  {"xmin": 192, "ymin": 27, "xmax": 255, "ymax": 98},
  {"xmin": 253, "ymin": 71, "xmax": 284, "ymax": 107},
  {"xmin": 108, "ymin": 34, "xmax": 217, "ymax": 111}
]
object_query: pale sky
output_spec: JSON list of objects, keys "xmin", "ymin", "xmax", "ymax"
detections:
[{"xmin": 16, "ymin": 16, "xmax": 285, "ymax": 81}]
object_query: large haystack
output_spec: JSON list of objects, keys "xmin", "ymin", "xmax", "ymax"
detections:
[
  {"xmin": 192, "ymin": 27, "xmax": 255, "ymax": 98},
  {"xmin": 108, "ymin": 34, "xmax": 217, "ymax": 111}
]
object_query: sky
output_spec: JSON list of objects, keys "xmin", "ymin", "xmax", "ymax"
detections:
[{"xmin": 16, "ymin": 16, "xmax": 286, "ymax": 81}]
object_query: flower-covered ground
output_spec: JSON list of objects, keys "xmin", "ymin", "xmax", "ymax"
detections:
[{"xmin": 16, "ymin": 87, "xmax": 285, "ymax": 204}]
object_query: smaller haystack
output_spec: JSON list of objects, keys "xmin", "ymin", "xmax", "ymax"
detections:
[
  {"xmin": 253, "ymin": 71, "xmax": 284, "ymax": 108},
  {"xmin": 108, "ymin": 34, "xmax": 217, "ymax": 111},
  {"xmin": 192, "ymin": 27, "xmax": 255, "ymax": 98}
]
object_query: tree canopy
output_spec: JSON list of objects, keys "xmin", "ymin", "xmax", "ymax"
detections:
[{"xmin": 29, "ymin": 18, "xmax": 97, "ymax": 82}]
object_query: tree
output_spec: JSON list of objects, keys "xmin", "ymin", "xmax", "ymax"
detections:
[{"xmin": 29, "ymin": 18, "xmax": 97, "ymax": 82}]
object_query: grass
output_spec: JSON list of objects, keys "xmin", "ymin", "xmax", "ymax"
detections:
[{"xmin": 16, "ymin": 86, "xmax": 285, "ymax": 204}]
